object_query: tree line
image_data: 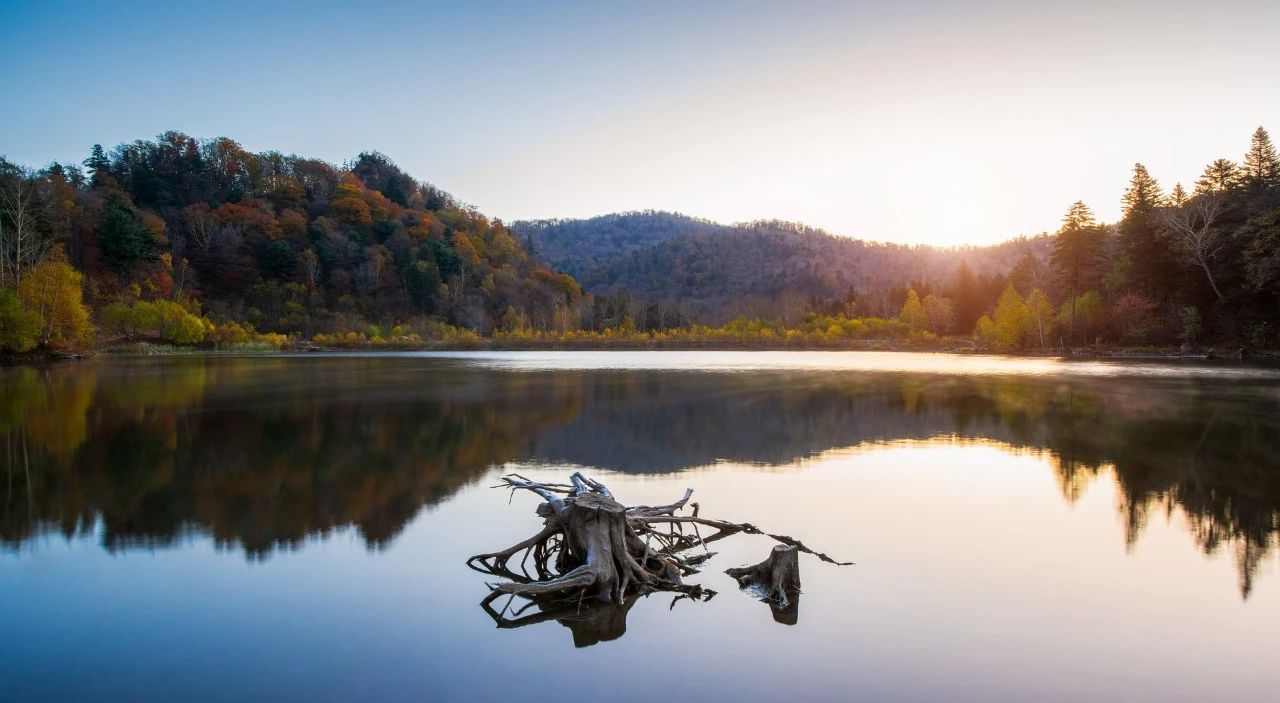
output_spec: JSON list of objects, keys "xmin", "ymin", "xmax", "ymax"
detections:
[
  {"xmin": 860, "ymin": 126, "xmax": 1280, "ymax": 351},
  {"xmin": 2, "ymin": 126, "xmax": 1279, "ymax": 353}
]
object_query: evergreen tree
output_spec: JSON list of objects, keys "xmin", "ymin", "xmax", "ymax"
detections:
[
  {"xmin": 83, "ymin": 144, "xmax": 110, "ymax": 187},
  {"xmin": 1121, "ymin": 163, "xmax": 1163, "ymax": 217},
  {"xmin": 1242, "ymin": 126, "xmax": 1279, "ymax": 186},
  {"xmin": 383, "ymin": 175, "xmax": 408, "ymax": 207},
  {"xmin": 947, "ymin": 260, "xmax": 983, "ymax": 333},
  {"xmin": 1060, "ymin": 200, "xmax": 1097, "ymax": 231},
  {"xmin": 406, "ymin": 259, "xmax": 443, "ymax": 313},
  {"xmin": 1168, "ymin": 182, "xmax": 1188, "ymax": 206},
  {"xmin": 98, "ymin": 203, "xmax": 158, "ymax": 276},
  {"xmin": 1050, "ymin": 202, "xmax": 1106, "ymax": 343},
  {"xmin": 1195, "ymin": 159, "xmax": 1240, "ymax": 194},
  {"xmin": 1119, "ymin": 163, "xmax": 1176, "ymax": 302}
]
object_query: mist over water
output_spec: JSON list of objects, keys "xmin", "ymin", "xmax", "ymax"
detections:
[{"xmin": 2, "ymin": 353, "xmax": 1277, "ymax": 701}]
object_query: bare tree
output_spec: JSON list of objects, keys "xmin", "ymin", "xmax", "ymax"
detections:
[
  {"xmin": 1156, "ymin": 194, "xmax": 1227, "ymax": 300},
  {"xmin": 181, "ymin": 203, "xmax": 218, "ymax": 254},
  {"xmin": 301, "ymin": 248, "xmax": 321, "ymax": 291},
  {"xmin": 0, "ymin": 174, "xmax": 52, "ymax": 287}
]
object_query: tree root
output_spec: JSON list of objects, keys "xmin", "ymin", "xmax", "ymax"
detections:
[{"xmin": 468, "ymin": 473, "xmax": 849, "ymax": 637}]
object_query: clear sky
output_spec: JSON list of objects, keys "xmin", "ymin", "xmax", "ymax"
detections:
[{"xmin": 2, "ymin": 0, "xmax": 1277, "ymax": 246}]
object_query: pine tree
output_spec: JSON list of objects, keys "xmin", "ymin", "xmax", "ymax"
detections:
[
  {"xmin": 1195, "ymin": 159, "xmax": 1240, "ymax": 194},
  {"xmin": 1121, "ymin": 163, "xmax": 1163, "ymax": 217},
  {"xmin": 1061, "ymin": 200, "xmax": 1097, "ymax": 231},
  {"xmin": 1242, "ymin": 126, "xmax": 1279, "ymax": 186},
  {"xmin": 947, "ymin": 260, "xmax": 983, "ymax": 333},
  {"xmin": 1119, "ymin": 164, "xmax": 1176, "ymax": 302},
  {"xmin": 83, "ymin": 144, "xmax": 110, "ymax": 187},
  {"xmin": 1051, "ymin": 201, "xmax": 1106, "ymax": 343},
  {"xmin": 1168, "ymin": 182, "xmax": 1188, "ymax": 206}
]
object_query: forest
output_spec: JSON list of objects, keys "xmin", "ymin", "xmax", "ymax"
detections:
[
  {"xmin": 513, "ymin": 212, "xmax": 1051, "ymax": 322},
  {"xmin": 1, "ymin": 126, "xmax": 1279, "ymax": 354},
  {"xmin": 0, "ymin": 132, "xmax": 583, "ymax": 353}
]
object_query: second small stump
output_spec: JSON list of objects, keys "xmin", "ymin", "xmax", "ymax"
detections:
[{"xmin": 726, "ymin": 544, "xmax": 802, "ymax": 611}]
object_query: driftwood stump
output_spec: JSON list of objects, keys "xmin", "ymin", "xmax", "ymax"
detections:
[
  {"xmin": 727, "ymin": 544, "xmax": 802, "ymax": 605},
  {"xmin": 468, "ymin": 472, "xmax": 849, "ymax": 636},
  {"xmin": 726, "ymin": 544, "xmax": 803, "ymax": 624}
]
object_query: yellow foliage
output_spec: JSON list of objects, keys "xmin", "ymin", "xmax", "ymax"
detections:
[{"xmin": 18, "ymin": 248, "xmax": 94, "ymax": 349}]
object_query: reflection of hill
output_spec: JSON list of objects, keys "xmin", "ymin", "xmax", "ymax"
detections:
[
  {"xmin": 2, "ymin": 358, "xmax": 1277, "ymax": 595},
  {"xmin": 527, "ymin": 373, "xmax": 1029, "ymax": 471},
  {"xmin": 0, "ymin": 359, "xmax": 583, "ymax": 557},
  {"xmin": 528, "ymin": 370, "xmax": 1280, "ymax": 597}
]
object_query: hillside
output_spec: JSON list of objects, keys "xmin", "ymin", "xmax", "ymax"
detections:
[
  {"xmin": 515, "ymin": 211, "xmax": 722, "ymax": 280},
  {"xmin": 0, "ymin": 132, "xmax": 583, "ymax": 339},
  {"xmin": 514, "ymin": 213, "xmax": 1051, "ymax": 319}
]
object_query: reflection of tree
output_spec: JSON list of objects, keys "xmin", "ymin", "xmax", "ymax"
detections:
[
  {"xmin": 1, "ymin": 359, "xmax": 584, "ymax": 557},
  {"xmin": 2, "ymin": 359, "xmax": 1278, "ymax": 596},
  {"xmin": 534, "ymin": 371, "xmax": 1280, "ymax": 598}
]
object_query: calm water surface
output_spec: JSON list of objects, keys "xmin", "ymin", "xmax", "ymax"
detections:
[{"xmin": 2, "ymin": 352, "xmax": 1278, "ymax": 702}]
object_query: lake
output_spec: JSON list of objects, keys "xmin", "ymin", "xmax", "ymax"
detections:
[{"xmin": 2, "ymin": 351, "xmax": 1278, "ymax": 702}]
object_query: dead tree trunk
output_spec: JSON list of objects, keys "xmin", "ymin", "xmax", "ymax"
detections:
[
  {"xmin": 469, "ymin": 472, "xmax": 848, "ymax": 631},
  {"xmin": 727, "ymin": 544, "xmax": 801, "ymax": 606}
]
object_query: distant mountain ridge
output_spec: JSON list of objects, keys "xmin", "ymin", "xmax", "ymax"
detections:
[{"xmin": 512, "ymin": 211, "xmax": 1051, "ymax": 318}]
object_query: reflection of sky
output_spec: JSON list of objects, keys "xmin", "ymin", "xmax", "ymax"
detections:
[{"xmin": 2, "ymin": 443, "xmax": 1276, "ymax": 702}]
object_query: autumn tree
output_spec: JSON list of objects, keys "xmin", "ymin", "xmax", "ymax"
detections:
[
  {"xmin": 991, "ymin": 284, "xmax": 1030, "ymax": 350},
  {"xmin": 0, "ymin": 289, "xmax": 42, "ymax": 352},
  {"xmin": 17, "ymin": 247, "xmax": 93, "ymax": 349},
  {"xmin": 1110, "ymin": 294, "xmax": 1158, "ymax": 343},
  {"xmin": 1025, "ymin": 289, "xmax": 1054, "ymax": 349},
  {"xmin": 899, "ymin": 288, "xmax": 927, "ymax": 332},
  {"xmin": 1056, "ymin": 291, "xmax": 1104, "ymax": 344},
  {"xmin": 922, "ymin": 293, "xmax": 954, "ymax": 334}
]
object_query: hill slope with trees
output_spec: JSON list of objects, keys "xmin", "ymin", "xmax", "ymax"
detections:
[
  {"xmin": 513, "ymin": 215, "xmax": 1050, "ymax": 321},
  {"xmin": 1, "ymin": 132, "xmax": 583, "ymax": 352},
  {"xmin": 2, "ymin": 126, "xmax": 1279, "ymax": 354}
]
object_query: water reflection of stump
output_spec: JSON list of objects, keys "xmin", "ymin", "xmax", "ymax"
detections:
[
  {"xmin": 480, "ymin": 592, "xmax": 640, "ymax": 647},
  {"xmin": 770, "ymin": 593, "xmax": 799, "ymax": 625}
]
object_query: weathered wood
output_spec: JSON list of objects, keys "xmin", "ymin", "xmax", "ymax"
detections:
[
  {"xmin": 726, "ymin": 544, "xmax": 802, "ymax": 607},
  {"xmin": 468, "ymin": 473, "xmax": 847, "ymax": 631},
  {"xmin": 725, "ymin": 544, "xmax": 803, "ymax": 624}
]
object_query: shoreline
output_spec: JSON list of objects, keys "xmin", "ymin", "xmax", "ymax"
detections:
[{"xmin": 9, "ymin": 341, "xmax": 1278, "ymax": 366}]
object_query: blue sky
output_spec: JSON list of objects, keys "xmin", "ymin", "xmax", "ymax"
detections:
[{"xmin": 2, "ymin": 0, "xmax": 1278, "ymax": 244}]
